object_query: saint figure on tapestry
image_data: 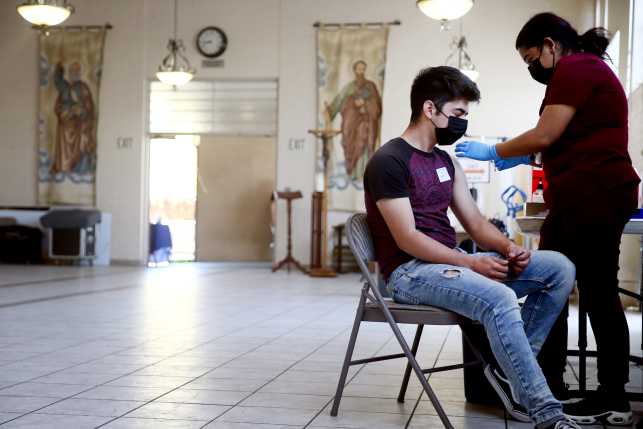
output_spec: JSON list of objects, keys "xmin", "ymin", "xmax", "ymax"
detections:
[
  {"xmin": 50, "ymin": 59, "xmax": 96, "ymax": 175},
  {"xmin": 326, "ymin": 60, "xmax": 382, "ymax": 181}
]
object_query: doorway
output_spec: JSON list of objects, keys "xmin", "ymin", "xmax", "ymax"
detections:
[
  {"xmin": 195, "ymin": 136, "xmax": 276, "ymax": 262},
  {"xmin": 148, "ymin": 135, "xmax": 198, "ymax": 263},
  {"xmin": 148, "ymin": 79, "xmax": 278, "ymax": 263}
]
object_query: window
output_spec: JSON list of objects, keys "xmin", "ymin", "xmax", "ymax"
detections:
[
  {"xmin": 150, "ymin": 80, "xmax": 277, "ymax": 135},
  {"xmin": 606, "ymin": 30, "xmax": 620, "ymax": 80}
]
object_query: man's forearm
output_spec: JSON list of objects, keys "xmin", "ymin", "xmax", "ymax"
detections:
[
  {"xmin": 400, "ymin": 230, "xmax": 475, "ymax": 269},
  {"xmin": 466, "ymin": 220, "xmax": 513, "ymax": 256}
]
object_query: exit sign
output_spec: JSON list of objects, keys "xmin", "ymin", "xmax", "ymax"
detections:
[
  {"xmin": 117, "ymin": 137, "xmax": 133, "ymax": 149},
  {"xmin": 462, "ymin": 160, "xmax": 490, "ymax": 183},
  {"xmin": 288, "ymin": 138, "xmax": 305, "ymax": 150}
]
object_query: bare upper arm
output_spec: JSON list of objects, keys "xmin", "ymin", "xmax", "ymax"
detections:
[
  {"xmin": 448, "ymin": 153, "xmax": 486, "ymax": 232},
  {"xmin": 535, "ymin": 104, "xmax": 578, "ymax": 148},
  {"xmin": 376, "ymin": 197, "xmax": 416, "ymax": 248}
]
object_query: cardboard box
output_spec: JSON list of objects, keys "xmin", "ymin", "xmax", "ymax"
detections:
[{"xmin": 524, "ymin": 202, "xmax": 548, "ymax": 217}]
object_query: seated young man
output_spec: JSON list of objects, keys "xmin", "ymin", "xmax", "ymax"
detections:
[{"xmin": 364, "ymin": 66, "xmax": 577, "ymax": 429}]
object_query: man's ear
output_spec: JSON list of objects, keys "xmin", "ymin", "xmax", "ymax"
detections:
[{"xmin": 423, "ymin": 100, "xmax": 435, "ymax": 120}]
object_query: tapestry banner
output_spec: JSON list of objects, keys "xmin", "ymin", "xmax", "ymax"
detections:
[
  {"xmin": 317, "ymin": 24, "xmax": 388, "ymax": 211},
  {"xmin": 39, "ymin": 27, "xmax": 106, "ymax": 205}
]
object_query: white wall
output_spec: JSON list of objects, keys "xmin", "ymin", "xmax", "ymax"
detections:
[
  {"xmin": 632, "ymin": 0, "xmax": 643, "ymax": 93},
  {"xmin": 0, "ymin": 1, "xmax": 40, "ymax": 207},
  {"xmin": 144, "ymin": 0, "xmax": 280, "ymax": 80},
  {"xmin": 621, "ymin": 83, "xmax": 643, "ymax": 304},
  {"xmin": 0, "ymin": 0, "xmax": 149, "ymax": 263}
]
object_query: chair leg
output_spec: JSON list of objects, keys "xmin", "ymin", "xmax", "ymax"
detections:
[
  {"xmin": 578, "ymin": 296, "xmax": 587, "ymax": 393},
  {"xmin": 405, "ymin": 343, "xmax": 453, "ymax": 428},
  {"xmin": 330, "ymin": 287, "xmax": 368, "ymax": 417},
  {"xmin": 397, "ymin": 324, "xmax": 424, "ymax": 403},
  {"xmin": 382, "ymin": 315, "xmax": 453, "ymax": 428}
]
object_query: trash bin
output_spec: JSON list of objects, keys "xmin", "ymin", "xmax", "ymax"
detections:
[
  {"xmin": 40, "ymin": 210, "xmax": 101, "ymax": 264},
  {"xmin": 462, "ymin": 324, "xmax": 502, "ymax": 405}
]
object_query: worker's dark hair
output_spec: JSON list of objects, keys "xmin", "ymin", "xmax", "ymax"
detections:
[
  {"xmin": 515, "ymin": 12, "xmax": 611, "ymax": 60},
  {"xmin": 409, "ymin": 66, "xmax": 480, "ymax": 125}
]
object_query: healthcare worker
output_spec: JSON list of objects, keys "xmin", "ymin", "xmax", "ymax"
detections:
[{"xmin": 455, "ymin": 12, "xmax": 640, "ymax": 426}]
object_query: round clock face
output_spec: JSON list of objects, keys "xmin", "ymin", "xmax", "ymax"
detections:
[{"xmin": 197, "ymin": 27, "xmax": 227, "ymax": 58}]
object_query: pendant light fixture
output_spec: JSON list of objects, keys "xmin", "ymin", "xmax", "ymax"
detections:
[
  {"xmin": 156, "ymin": 0, "xmax": 196, "ymax": 90},
  {"xmin": 416, "ymin": 0, "xmax": 473, "ymax": 31},
  {"xmin": 446, "ymin": 20, "xmax": 479, "ymax": 81},
  {"xmin": 17, "ymin": 0, "xmax": 74, "ymax": 27}
]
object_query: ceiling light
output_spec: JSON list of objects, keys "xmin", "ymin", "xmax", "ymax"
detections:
[
  {"xmin": 17, "ymin": 0, "xmax": 74, "ymax": 26},
  {"xmin": 417, "ymin": 0, "xmax": 473, "ymax": 31},
  {"xmin": 156, "ymin": 71, "xmax": 194, "ymax": 86},
  {"xmin": 156, "ymin": 0, "xmax": 196, "ymax": 90},
  {"xmin": 446, "ymin": 36, "xmax": 479, "ymax": 81}
]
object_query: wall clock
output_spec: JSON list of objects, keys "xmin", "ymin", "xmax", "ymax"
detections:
[{"xmin": 197, "ymin": 27, "xmax": 227, "ymax": 58}]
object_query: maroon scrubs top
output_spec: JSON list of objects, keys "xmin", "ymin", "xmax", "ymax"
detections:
[{"xmin": 539, "ymin": 53, "xmax": 639, "ymax": 215}]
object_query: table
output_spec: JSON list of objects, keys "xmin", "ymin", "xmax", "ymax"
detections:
[{"xmin": 516, "ymin": 216, "xmax": 643, "ymax": 400}]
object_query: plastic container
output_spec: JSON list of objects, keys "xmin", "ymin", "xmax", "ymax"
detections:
[{"xmin": 532, "ymin": 178, "xmax": 544, "ymax": 203}]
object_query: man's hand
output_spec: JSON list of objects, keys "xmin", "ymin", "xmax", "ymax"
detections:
[
  {"xmin": 354, "ymin": 97, "xmax": 365, "ymax": 107},
  {"xmin": 468, "ymin": 256, "xmax": 508, "ymax": 282},
  {"xmin": 506, "ymin": 244, "xmax": 531, "ymax": 275}
]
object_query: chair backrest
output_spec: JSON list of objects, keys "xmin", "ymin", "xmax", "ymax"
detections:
[
  {"xmin": 346, "ymin": 213, "xmax": 375, "ymax": 262},
  {"xmin": 345, "ymin": 213, "xmax": 381, "ymax": 296}
]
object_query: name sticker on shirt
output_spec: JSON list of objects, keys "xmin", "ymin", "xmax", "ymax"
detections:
[{"xmin": 436, "ymin": 167, "xmax": 451, "ymax": 183}]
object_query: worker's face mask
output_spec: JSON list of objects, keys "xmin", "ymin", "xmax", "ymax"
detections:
[
  {"xmin": 431, "ymin": 107, "xmax": 468, "ymax": 146},
  {"xmin": 528, "ymin": 44, "xmax": 555, "ymax": 85}
]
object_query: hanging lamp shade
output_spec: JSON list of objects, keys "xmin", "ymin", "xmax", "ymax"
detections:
[
  {"xmin": 156, "ymin": 0, "xmax": 196, "ymax": 89},
  {"xmin": 445, "ymin": 36, "xmax": 479, "ymax": 81},
  {"xmin": 416, "ymin": 0, "xmax": 473, "ymax": 21},
  {"xmin": 17, "ymin": 1, "xmax": 74, "ymax": 26},
  {"xmin": 156, "ymin": 71, "xmax": 194, "ymax": 86},
  {"xmin": 460, "ymin": 69, "xmax": 479, "ymax": 81}
]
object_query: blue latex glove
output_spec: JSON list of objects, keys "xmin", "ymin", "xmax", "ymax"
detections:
[
  {"xmin": 455, "ymin": 141, "xmax": 501, "ymax": 162},
  {"xmin": 493, "ymin": 156, "xmax": 532, "ymax": 171}
]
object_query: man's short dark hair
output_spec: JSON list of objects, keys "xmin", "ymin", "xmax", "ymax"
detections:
[{"xmin": 409, "ymin": 66, "xmax": 481, "ymax": 125}]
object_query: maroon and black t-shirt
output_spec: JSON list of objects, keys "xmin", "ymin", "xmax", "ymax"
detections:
[{"xmin": 364, "ymin": 138, "xmax": 457, "ymax": 281}]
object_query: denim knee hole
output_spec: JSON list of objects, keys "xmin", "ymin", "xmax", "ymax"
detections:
[{"xmin": 442, "ymin": 269, "xmax": 462, "ymax": 279}]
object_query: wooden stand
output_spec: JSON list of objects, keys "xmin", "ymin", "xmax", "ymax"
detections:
[
  {"xmin": 272, "ymin": 190, "xmax": 307, "ymax": 274},
  {"xmin": 332, "ymin": 224, "xmax": 348, "ymax": 274},
  {"xmin": 308, "ymin": 103, "xmax": 341, "ymax": 278},
  {"xmin": 310, "ymin": 191, "xmax": 323, "ymax": 270}
]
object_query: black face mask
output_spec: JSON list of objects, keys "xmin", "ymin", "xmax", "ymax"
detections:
[
  {"xmin": 528, "ymin": 44, "xmax": 555, "ymax": 85},
  {"xmin": 430, "ymin": 107, "xmax": 468, "ymax": 146}
]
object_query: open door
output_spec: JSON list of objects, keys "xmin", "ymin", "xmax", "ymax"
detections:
[
  {"xmin": 149, "ymin": 136, "xmax": 198, "ymax": 263},
  {"xmin": 195, "ymin": 136, "xmax": 276, "ymax": 262}
]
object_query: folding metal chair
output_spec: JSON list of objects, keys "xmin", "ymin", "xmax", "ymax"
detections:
[{"xmin": 330, "ymin": 213, "xmax": 488, "ymax": 429}]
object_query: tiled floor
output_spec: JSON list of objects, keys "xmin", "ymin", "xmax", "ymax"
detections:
[{"xmin": 0, "ymin": 264, "xmax": 642, "ymax": 428}]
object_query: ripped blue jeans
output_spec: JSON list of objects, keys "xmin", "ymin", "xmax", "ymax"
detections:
[{"xmin": 387, "ymin": 249, "xmax": 575, "ymax": 426}]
